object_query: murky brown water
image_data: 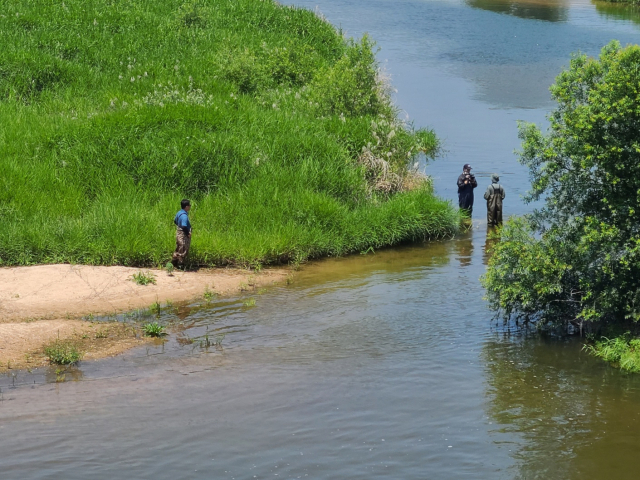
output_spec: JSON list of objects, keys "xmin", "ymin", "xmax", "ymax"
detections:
[{"xmin": 3, "ymin": 0, "xmax": 640, "ymax": 478}]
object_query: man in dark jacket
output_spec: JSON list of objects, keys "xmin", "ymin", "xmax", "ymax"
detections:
[
  {"xmin": 457, "ymin": 164, "xmax": 477, "ymax": 217},
  {"xmin": 483, "ymin": 173, "xmax": 506, "ymax": 227}
]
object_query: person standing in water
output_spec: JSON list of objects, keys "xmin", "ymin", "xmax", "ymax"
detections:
[
  {"xmin": 457, "ymin": 164, "xmax": 477, "ymax": 217},
  {"xmin": 483, "ymin": 173, "xmax": 505, "ymax": 227},
  {"xmin": 172, "ymin": 199, "xmax": 192, "ymax": 266}
]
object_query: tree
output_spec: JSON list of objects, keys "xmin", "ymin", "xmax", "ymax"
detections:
[{"xmin": 483, "ymin": 41, "xmax": 640, "ymax": 327}]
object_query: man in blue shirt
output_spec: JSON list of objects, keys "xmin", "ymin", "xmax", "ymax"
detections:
[{"xmin": 172, "ymin": 199, "xmax": 192, "ymax": 266}]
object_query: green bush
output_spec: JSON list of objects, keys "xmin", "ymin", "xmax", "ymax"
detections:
[
  {"xmin": 483, "ymin": 42, "xmax": 640, "ymax": 370},
  {"xmin": 44, "ymin": 341, "xmax": 83, "ymax": 365},
  {"xmin": 0, "ymin": 0, "xmax": 455, "ymax": 268},
  {"xmin": 483, "ymin": 42, "xmax": 640, "ymax": 325}
]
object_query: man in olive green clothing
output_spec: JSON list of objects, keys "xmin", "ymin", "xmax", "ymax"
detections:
[{"xmin": 483, "ymin": 174, "xmax": 505, "ymax": 227}]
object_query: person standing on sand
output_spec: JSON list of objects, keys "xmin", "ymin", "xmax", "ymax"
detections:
[
  {"xmin": 483, "ymin": 173, "xmax": 505, "ymax": 227},
  {"xmin": 457, "ymin": 163, "xmax": 477, "ymax": 217},
  {"xmin": 172, "ymin": 199, "xmax": 192, "ymax": 266}
]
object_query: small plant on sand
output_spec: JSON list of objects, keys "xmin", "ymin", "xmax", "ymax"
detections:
[
  {"xmin": 251, "ymin": 262, "xmax": 263, "ymax": 273},
  {"xmin": 165, "ymin": 262, "xmax": 175, "ymax": 276},
  {"xmin": 143, "ymin": 322, "xmax": 166, "ymax": 337},
  {"xmin": 243, "ymin": 298, "xmax": 256, "ymax": 307},
  {"xmin": 44, "ymin": 340, "xmax": 83, "ymax": 365},
  {"xmin": 94, "ymin": 329, "xmax": 108, "ymax": 339},
  {"xmin": 132, "ymin": 271, "xmax": 156, "ymax": 286},
  {"xmin": 149, "ymin": 301, "xmax": 162, "ymax": 315},
  {"xmin": 203, "ymin": 289, "xmax": 216, "ymax": 302}
]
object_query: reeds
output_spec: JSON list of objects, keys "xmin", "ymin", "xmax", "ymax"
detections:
[{"xmin": 0, "ymin": 0, "xmax": 457, "ymax": 268}]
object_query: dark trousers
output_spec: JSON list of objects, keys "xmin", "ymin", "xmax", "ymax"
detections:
[{"xmin": 459, "ymin": 193, "xmax": 474, "ymax": 217}]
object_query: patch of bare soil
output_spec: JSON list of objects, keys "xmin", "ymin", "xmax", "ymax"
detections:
[
  {"xmin": 0, "ymin": 320, "xmax": 146, "ymax": 371},
  {"xmin": 0, "ymin": 265, "xmax": 288, "ymax": 371}
]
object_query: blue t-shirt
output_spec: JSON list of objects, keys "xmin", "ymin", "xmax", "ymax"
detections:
[{"xmin": 174, "ymin": 209, "xmax": 191, "ymax": 233}]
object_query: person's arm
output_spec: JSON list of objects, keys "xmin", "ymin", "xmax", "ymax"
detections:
[
  {"xmin": 457, "ymin": 174, "xmax": 466, "ymax": 188},
  {"xmin": 471, "ymin": 176, "xmax": 478, "ymax": 189},
  {"xmin": 178, "ymin": 214, "xmax": 191, "ymax": 235},
  {"xmin": 501, "ymin": 186, "xmax": 505, "ymax": 200},
  {"xmin": 483, "ymin": 186, "xmax": 491, "ymax": 200}
]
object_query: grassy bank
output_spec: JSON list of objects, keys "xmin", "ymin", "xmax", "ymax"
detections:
[
  {"xmin": 585, "ymin": 333, "xmax": 640, "ymax": 373},
  {"xmin": 0, "ymin": 0, "xmax": 457, "ymax": 268}
]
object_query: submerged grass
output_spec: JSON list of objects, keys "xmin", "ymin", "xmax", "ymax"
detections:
[{"xmin": 0, "ymin": 0, "xmax": 458, "ymax": 267}]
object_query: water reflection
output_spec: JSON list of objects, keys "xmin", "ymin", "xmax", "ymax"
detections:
[
  {"xmin": 44, "ymin": 365, "xmax": 84, "ymax": 383},
  {"xmin": 484, "ymin": 336, "xmax": 640, "ymax": 480},
  {"xmin": 593, "ymin": 0, "xmax": 640, "ymax": 24},
  {"xmin": 466, "ymin": 0, "xmax": 569, "ymax": 22},
  {"xmin": 483, "ymin": 227, "xmax": 500, "ymax": 265},
  {"xmin": 453, "ymin": 228, "xmax": 475, "ymax": 267}
]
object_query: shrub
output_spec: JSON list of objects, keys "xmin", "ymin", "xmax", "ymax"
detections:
[
  {"xmin": 483, "ymin": 42, "xmax": 640, "ymax": 371},
  {"xmin": 484, "ymin": 42, "xmax": 640, "ymax": 325},
  {"xmin": 44, "ymin": 341, "xmax": 83, "ymax": 365}
]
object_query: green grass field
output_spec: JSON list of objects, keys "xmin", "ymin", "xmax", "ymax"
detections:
[{"xmin": 0, "ymin": 0, "xmax": 458, "ymax": 268}]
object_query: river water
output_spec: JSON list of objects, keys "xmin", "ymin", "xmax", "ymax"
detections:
[{"xmin": 3, "ymin": 0, "xmax": 640, "ymax": 478}]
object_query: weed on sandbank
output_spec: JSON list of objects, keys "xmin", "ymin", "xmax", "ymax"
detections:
[
  {"xmin": 44, "ymin": 340, "xmax": 83, "ymax": 365},
  {"xmin": 143, "ymin": 322, "xmax": 166, "ymax": 337},
  {"xmin": 133, "ymin": 272, "xmax": 157, "ymax": 286}
]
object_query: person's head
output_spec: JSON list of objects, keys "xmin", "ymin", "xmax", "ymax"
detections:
[
  {"xmin": 463, "ymin": 164, "xmax": 472, "ymax": 174},
  {"xmin": 491, "ymin": 173, "xmax": 500, "ymax": 183},
  {"xmin": 181, "ymin": 199, "xmax": 191, "ymax": 212}
]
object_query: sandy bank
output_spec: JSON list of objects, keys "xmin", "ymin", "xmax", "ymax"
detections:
[{"xmin": 0, "ymin": 264, "xmax": 287, "ymax": 371}]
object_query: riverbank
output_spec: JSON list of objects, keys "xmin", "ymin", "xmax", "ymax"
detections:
[
  {"xmin": 0, "ymin": 264, "xmax": 286, "ymax": 371},
  {"xmin": 0, "ymin": 0, "xmax": 458, "ymax": 270}
]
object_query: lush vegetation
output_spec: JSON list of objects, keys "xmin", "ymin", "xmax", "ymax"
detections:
[
  {"xmin": 602, "ymin": 0, "xmax": 640, "ymax": 5},
  {"xmin": 584, "ymin": 332, "xmax": 640, "ymax": 373},
  {"xmin": 0, "ymin": 0, "xmax": 457, "ymax": 268},
  {"xmin": 482, "ymin": 42, "xmax": 640, "ymax": 371}
]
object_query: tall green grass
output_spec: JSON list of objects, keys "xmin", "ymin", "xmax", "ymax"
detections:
[
  {"xmin": 0, "ymin": 0, "xmax": 458, "ymax": 267},
  {"xmin": 585, "ymin": 333, "xmax": 640, "ymax": 373}
]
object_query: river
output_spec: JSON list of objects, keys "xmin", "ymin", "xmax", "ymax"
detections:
[{"xmin": 3, "ymin": 0, "xmax": 640, "ymax": 478}]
